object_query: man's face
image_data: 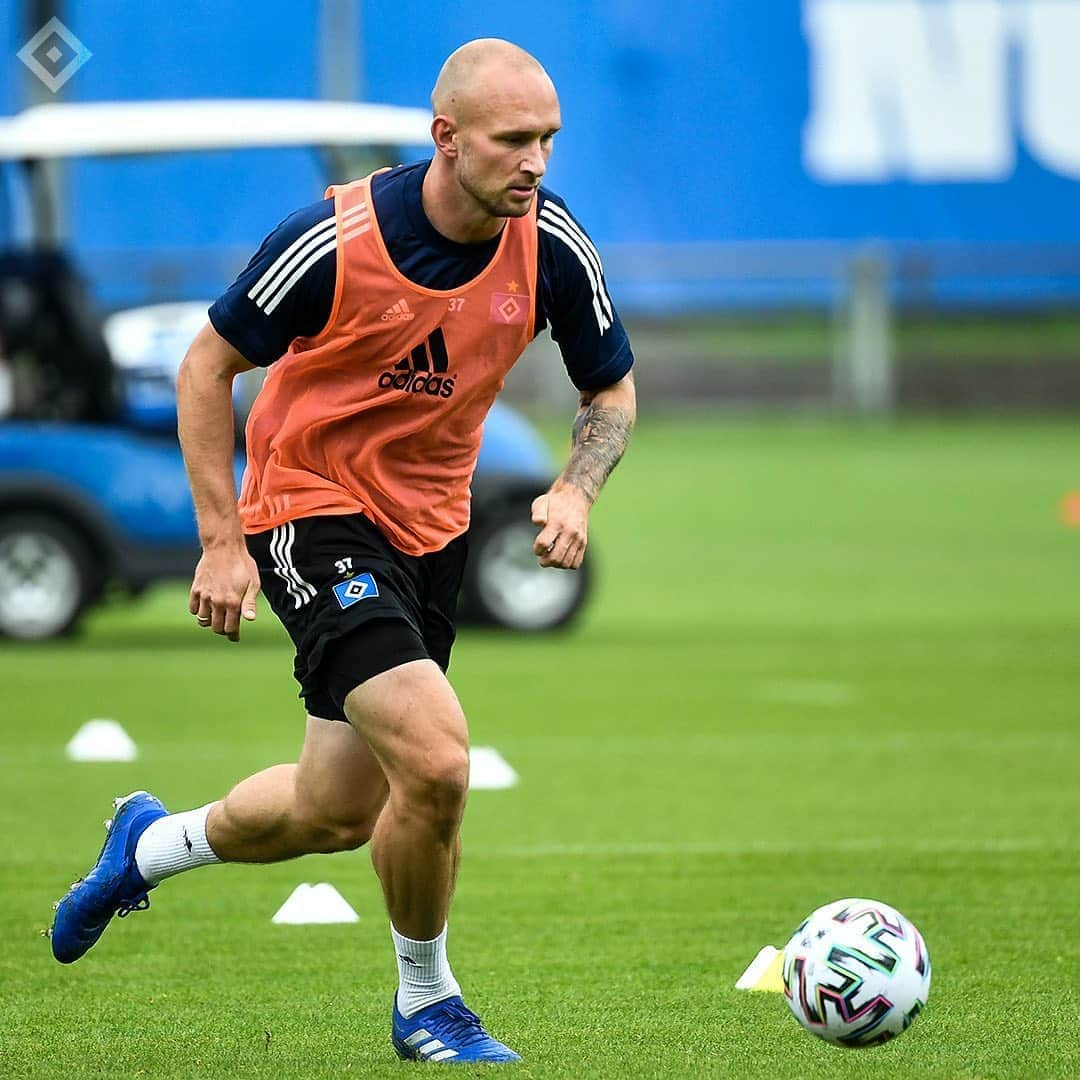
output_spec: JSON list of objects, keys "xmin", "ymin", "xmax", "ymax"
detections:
[{"xmin": 452, "ymin": 71, "xmax": 561, "ymax": 221}]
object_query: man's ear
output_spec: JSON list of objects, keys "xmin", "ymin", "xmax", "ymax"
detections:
[{"xmin": 431, "ymin": 116, "xmax": 458, "ymax": 159}]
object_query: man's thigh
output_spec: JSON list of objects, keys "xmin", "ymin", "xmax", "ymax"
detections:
[
  {"xmin": 343, "ymin": 659, "xmax": 469, "ymax": 783},
  {"xmin": 295, "ymin": 714, "xmax": 389, "ymax": 826}
]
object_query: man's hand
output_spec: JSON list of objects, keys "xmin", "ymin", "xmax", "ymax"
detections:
[
  {"xmin": 189, "ymin": 544, "xmax": 261, "ymax": 642},
  {"xmin": 532, "ymin": 484, "xmax": 590, "ymax": 569},
  {"xmin": 532, "ymin": 372, "xmax": 635, "ymax": 571}
]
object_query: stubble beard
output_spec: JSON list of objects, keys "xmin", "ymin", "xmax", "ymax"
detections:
[{"xmin": 458, "ymin": 164, "xmax": 532, "ymax": 222}]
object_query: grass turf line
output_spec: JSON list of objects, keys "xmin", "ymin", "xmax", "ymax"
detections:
[{"xmin": 0, "ymin": 417, "xmax": 1077, "ymax": 1077}]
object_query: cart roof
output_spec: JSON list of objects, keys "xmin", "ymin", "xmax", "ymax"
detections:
[{"xmin": 0, "ymin": 99, "xmax": 432, "ymax": 160}]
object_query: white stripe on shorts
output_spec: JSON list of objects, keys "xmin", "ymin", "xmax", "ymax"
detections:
[{"xmin": 271, "ymin": 522, "xmax": 316, "ymax": 609}]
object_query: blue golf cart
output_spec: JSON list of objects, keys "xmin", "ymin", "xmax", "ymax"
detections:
[{"xmin": 0, "ymin": 100, "xmax": 589, "ymax": 639}]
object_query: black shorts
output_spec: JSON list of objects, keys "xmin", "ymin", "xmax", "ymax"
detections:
[{"xmin": 246, "ymin": 513, "xmax": 467, "ymax": 722}]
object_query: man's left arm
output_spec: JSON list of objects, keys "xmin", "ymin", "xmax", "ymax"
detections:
[{"xmin": 531, "ymin": 370, "xmax": 635, "ymax": 569}]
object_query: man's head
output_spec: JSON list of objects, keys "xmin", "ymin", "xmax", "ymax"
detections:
[{"xmin": 429, "ymin": 39, "xmax": 561, "ymax": 223}]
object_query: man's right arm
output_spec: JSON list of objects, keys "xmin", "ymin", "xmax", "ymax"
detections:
[
  {"xmin": 177, "ymin": 322, "xmax": 260, "ymax": 642},
  {"xmin": 180, "ymin": 197, "xmax": 336, "ymax": 640}
]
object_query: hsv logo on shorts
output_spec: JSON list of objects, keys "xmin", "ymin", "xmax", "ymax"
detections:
[{"xmin": 333, "ymin": 572, "xmax": 380, "ymax": 609}]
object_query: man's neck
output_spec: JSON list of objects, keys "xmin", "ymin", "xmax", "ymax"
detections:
[{"xmin": 421, "ymin": 159, "xmax": 505, "ymax": 245}]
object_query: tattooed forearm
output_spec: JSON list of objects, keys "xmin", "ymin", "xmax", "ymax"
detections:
[{"xmin": 561, "ymin": 386, "xmax": 635, "ymax": 504}]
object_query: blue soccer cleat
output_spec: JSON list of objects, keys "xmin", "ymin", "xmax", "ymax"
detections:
[
  {"xmin": 49, "ymin": 790, "xmax": 168, "ymax": 964},
  {"xmin": 392, "ymin": 995, "xmax": 521, "ymax": 1064}
]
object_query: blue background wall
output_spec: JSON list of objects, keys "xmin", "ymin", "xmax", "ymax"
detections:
[{"xmin": 1, "ymin": 1, "xmax": 1078, "ymax": 307}]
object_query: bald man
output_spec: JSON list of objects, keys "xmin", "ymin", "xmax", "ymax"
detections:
[{"xmin": 50, "ymin": 39, "xmax": 635, "ymax": 1064}]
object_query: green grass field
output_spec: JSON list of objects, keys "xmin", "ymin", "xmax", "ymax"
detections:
[{"xmin": 1, "ymin": 417, "xmax": 1078, "ymax": 1078}]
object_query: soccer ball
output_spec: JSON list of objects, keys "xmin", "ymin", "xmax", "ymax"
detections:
[{"xmin": 781, "ymin": 897, "xmax": 931, "ymax": 1048}]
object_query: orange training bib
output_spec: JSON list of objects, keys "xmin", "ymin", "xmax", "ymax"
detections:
[{"xmin": 238, "ymin": 173, "xmax": 538, "ymax": 554}]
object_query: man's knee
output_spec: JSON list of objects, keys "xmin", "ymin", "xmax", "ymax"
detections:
[
  {"xmin": 410, "ymin": 747, "xmax": 470, "ymax": 813},
  {"xmin": 298, "ymin": 801, "xmax": 384, "ymax": 853},
  {"xmin": 343, "ymin": 660, "xmax": 471, "ymax": 832},
  {"xmin": 384, "ymin": 746, "xmax": 469, "ymax": 844}
]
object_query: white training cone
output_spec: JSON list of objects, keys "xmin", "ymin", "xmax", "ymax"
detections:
[
  {"xmin": 272, "ymin": 883, "xmax": 359, "ymax": 925},
  {"xmin": 65, "ymin": 719, "xmax": 138, "ymax": 762},
  {"xmin": 468, "ymin": 746, "xmax": 518, "ymax": 790}
]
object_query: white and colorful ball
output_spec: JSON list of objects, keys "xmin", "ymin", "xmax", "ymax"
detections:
[{"xmin": 781, "ymin": 897, "xmax": 931, "ymax": 1048}]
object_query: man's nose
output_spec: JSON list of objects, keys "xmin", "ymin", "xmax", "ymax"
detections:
[{"xmin": 521, "ymin": 143, "xmax": 546, "ymax": 178}]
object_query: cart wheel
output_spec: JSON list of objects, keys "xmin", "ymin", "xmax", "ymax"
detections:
[
  {"xmin": 461, "ymin": 506, "xmax": 591, "ymax": 631},
  {"xmin": 0, "ymin": 513, "xmax": 98, "ymax": 639}
]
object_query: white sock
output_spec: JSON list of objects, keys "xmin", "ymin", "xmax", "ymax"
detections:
[
  {"xmin": 134, "ymin": 803, "xmax": 221, "ymax": 885},
  {"xmin": 392, "ymin": 923, "xmax": 462, "ymax": 1018}
]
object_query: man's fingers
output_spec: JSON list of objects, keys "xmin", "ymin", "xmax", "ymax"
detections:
[
  {"xmin": 222, "ymin": 594, "xmax": 242, "ymax": 641},
  {"xmin": 534, "ymin": 524, "xmax": 560, "ymax": 557},
  {"xmin": 210, "ymin": 596, "xmax": 228, "ymax": 636},
  {"xmin": 562, "ymin": 539, "xmax": 582, "ymax": 570},
  {"xmin": 241, "ymin": 578, "xmax": 260, "ymax": 622},
  {"xmin": 190, "ymin": 549, "xmax": 261, "ymax": 639},
  {"xmin": 531, "ymin": 494, "xmax": 548, "ymax": 526},
  {"xmin": 540, "ymin": 533, "xmax": 562, "ymax": 566},
  {"xmin": 538, "ymin": 532, "xmax": 586, "ymax": 569},
  {"xmin": 224, "ymin": 579, "xmax": 260, "ymax": 642},
  {"xmin": 538, "ymin": 531, "xmax": 574, "ymax": 567},
  {"xmin": 191, "ymin": 585, "xmax": 211, "ymax": 621},
  {"xmin": 193, "ymin": 595, "xmax": 247, "ymax": 638},
  {"xmin": 534, "ymin": 487, "xmax": 590, "ymax": 565}
]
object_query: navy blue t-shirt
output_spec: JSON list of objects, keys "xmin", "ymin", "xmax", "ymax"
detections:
[{"xmin": 209, "ymin": 161, "xmax": 632, "ymax": 391}]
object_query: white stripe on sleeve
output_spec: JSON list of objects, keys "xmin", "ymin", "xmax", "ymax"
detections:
[
  {"xmin": 249, "ymin": 203, "xmax": 367, "ymax": 311},
  {"xmin": 540, "ymin": 203, "xmax": 614, "ymax": 322},
  {"xmin": 538, "ymin": 214, "xmax": 612, "ymax": 333},
  {"xmin": 249, "ymin": 218, "xmax": 334, "ymax": 305},
  {"xmin": 262, "ymin": 235, "xmax": 339, "ymax": 316}
]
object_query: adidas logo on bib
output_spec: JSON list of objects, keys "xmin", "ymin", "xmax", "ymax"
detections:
[
  {"xmin": 381, "ymin": 299, "xmax": 416, "ymax": 321},
  {"xmin": 378, "ymin": 328, "xmax": 457, "ymax": 399}
]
